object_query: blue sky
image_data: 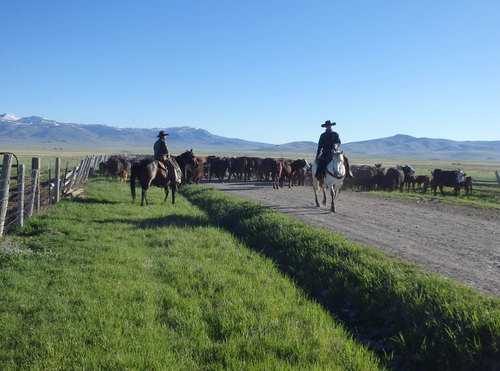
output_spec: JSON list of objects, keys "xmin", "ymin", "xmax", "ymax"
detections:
[{"xmin": 1, "ymin": 0, "xmax": 499, "ymax": 145}]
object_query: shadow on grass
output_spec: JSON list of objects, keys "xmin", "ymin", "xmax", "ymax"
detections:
[{"xmin": 70, "ymin": 198, "xmax": 121, "ymax": 205}]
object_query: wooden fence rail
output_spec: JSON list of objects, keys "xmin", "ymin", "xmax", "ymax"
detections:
[{"xmin": 0, "ymin": 153, "xmax": 107, "ymax": 237}]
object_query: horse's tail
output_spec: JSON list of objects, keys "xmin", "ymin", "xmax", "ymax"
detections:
[{"xmin": 130, "ymin": 162, "xmax": 138, "ymax": 202}]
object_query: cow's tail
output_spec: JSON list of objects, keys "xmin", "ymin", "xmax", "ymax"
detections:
[{"xmin": 130, "ymin": 162, "xmax": 138, "ymax": 202}]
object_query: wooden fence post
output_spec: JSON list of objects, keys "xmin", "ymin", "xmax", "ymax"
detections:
[
  {"xmin": 0, "ymin": 154, "xmax": 13, "ymax": 237},
  {"xmin": 17, "ymin": 164, "xmax": 25, "ymax": 228},
  {"xmin": 26, "ymin": 169, "xmax": 39, "ymax": 219},
  {"xmin": 495, "ymin": 171, "xmax": 500, "ymax": 185},
  {"xmin": 62, "ymin": 162, "xmax": 69, "ymax": 194},
  {"xmin": 32, "ymin": 157, "xmax": 41, "ymax": 213},
  {"xmin": 55, "ymin": 157, "xmax": 61, "ymax": 204},
  {"xmin": 74, "ymin": 157, "xmax": 88, "ymax": 187},
  {"xmin": 48, "ymin": 161, "xmax": 52, "ymax": 205},
  {"xmin": 67, "ymin": 164, "xmax": 80, "ymax": 192}
]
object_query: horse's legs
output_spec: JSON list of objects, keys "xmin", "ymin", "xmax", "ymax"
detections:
[
  {"xmin": 171, "ymin": 184, "xmax": 176, "ymax": 204},
  {"xmin": 141, "ymin": 189, "xmax": 147, "ymax": 206},
  {"xmin": 312, "ymin": 182, "xmax": 321, "ymax": 207},
  {"xmin": 164, "ymin": 186, "xmax": 169, "ymax": 202},
  {"xmin": 330, "ymin": 187, "xmax": 336, "ymax": 213},
  {"xmin": 321, "ymin": 185, "xmax": 327, "ymax": 206}
]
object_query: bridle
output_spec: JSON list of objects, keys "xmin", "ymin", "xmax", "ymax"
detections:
[{"xmin": 325, "ymin": 152, "xmax": 345, "ymax": 179}]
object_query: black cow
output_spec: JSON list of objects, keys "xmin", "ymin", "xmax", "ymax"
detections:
[
  {"xmin": 208, "ymin": 157, "xmax": 229, "ymax": 181},
  {"xmin": 384, "ymin": 167, "xmax": 405, "ymax": 192},
  {"xmin": 259, "ymin": 158, "xmax": 275, "ymax": 182},
  {"xmin": 106, "ymin": 156, "xmax": 132, "ymax": 181},
  {"xmin": 228, "ymin": 157, "xmax": 246, "ymax": 181},
  {"xmin": 399, "ymin": 165, "xmax": 416, "ymax": 191},
  {"xmin": 432, "ymin": 169, "xmax": 466, "ymax": 196}
]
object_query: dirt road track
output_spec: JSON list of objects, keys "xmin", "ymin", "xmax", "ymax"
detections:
[{"xmin": 206, "ymin": 181, "xmax": 500, "ymax": 298}]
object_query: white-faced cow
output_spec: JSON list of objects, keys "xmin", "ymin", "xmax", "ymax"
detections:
[{"xmin": 431, "ymin": 169, "xmax": 466, "ymax": 196}]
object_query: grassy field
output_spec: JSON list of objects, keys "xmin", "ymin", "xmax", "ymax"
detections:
[
  {"xmin": 358, "ymin": 185, "xmax": 499, "ymax": 208},
  {"xmin": 181, "ymin": 184, "xmax": 500, "ymax": 370},
  {"xmin": 345, "ymin": 157, "xmax": 500, "ymax": 208},
  {"xmin": 0, "ymin": 178, "xmax": 381, "ymax": 370}
]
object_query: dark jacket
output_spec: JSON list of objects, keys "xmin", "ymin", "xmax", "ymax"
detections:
[
  {"xmin": 154, "ymin": 138, "xmax": 169, "ymax": 161},
  {"xmin": 316, "ymin": 131, "xmax": 341, "ymax": 158}
]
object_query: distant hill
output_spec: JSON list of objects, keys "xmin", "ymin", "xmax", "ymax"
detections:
[
  {"xmin": 341, "ymin": 135, "xmax": 500, "ymax": 161},
  {"xmin": 1, "ymin": 114, "xmax": 499, "ymax": 161},
  {"xmin": 0, "ymin": 113, "xmax": 275, "ymax": 153}
]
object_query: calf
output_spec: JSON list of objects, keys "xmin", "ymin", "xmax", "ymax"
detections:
[{"xmin": 409, "ymin": 174, "xmax": 432, "ymax": 193}]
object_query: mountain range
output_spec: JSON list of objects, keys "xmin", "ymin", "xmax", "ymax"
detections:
[{"xmin": 1, "ymin": 113, "xmax": 499, "ymax": 161}]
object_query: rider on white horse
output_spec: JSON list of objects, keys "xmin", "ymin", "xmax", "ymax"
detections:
[{"xmin": 315, "ymin": 120, "xmax": 352, "ymax": 181}]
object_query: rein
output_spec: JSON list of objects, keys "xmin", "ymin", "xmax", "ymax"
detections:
[{"xmin": 326, "ymin": 169, "xmax": 345, "ymax": 179}]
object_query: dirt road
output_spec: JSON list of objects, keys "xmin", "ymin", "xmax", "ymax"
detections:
[{"xmin": 206, "ymin": 181, "xmax": 500, "ymax": 298}]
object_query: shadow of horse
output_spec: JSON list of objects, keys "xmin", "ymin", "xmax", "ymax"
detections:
[
  {"xmin": 130, "ymin": 150, "xmax": 198, "ymax": 206},
  {"xmin": 71, "ymin": 198, "xmax": 120, "ymax": 205}
]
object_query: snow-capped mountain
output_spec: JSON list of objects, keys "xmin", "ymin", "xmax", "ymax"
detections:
[
  {"xmin": 0, "ymin": 113, "xmax": 275, "ymax": 152},
  {"xmin": 1, "ymin": 113, "xmax": 499, "ymax": 160}
]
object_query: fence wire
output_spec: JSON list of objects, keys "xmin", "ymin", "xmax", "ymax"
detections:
[{"xmin": 1, "ymin": 154, "xmax": 107, "ymax": 236}]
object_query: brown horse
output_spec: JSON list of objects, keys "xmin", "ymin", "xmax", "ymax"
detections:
[{"xmin": 130, "ymin": 150, "xmax": 198, "ymax": 206}]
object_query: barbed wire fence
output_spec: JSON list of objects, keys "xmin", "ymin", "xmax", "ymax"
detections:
[{"xmin": 0, "ymin": 153, "xmax": 108, "ymax": 237}]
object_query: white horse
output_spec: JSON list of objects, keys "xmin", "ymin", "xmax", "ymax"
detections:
[{"xmin": 311, "ymin": 151, "xmax": 347, "ymax": 213}]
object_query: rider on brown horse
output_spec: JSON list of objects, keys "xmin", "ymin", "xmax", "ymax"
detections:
[
  {"xmin": 154, "ymin": 130, "xmax": 182, "ymax": 183},
  {"xmin": 315, "ymin": 120, "xmax": 352, "ymax": 181}
]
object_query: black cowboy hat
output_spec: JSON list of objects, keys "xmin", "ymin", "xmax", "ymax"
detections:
[
  {"xmin": 321, "ymin": 120, "xmax": 336, "ymax": 127},
  {"xmin": 157, "ymin": 130, "xmax": 169, "ymax": 137}
]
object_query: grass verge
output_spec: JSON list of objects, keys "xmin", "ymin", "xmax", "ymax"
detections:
[
  {"xmin": 181, "ymin": 184, "xmax": 500, "ymax": 370},
  {"xmin": 0, "ymin": 178, "xmax": 381, "ymax": 370},
  {"xmin": 358, "ymin": 187, "xmax": 499, "ymax": 209}
]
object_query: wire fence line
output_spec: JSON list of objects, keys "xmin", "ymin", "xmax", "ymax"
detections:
[{"xmin": 0, "ymin": 153, "xmax": 108, "ymax": 236}]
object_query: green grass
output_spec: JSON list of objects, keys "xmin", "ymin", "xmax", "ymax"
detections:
[
  {"xmin": 181, "ymin": 184, "xmax": 500, "ymax": 370},
  {"xmin": 358, "ymin": 186, "xmax": 499, "ymax": 208},
  {"xmin": 0, "ymin": 178, "xmax": 381, "ymax": 370}
]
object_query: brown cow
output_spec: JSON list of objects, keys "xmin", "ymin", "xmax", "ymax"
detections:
[
  {"xmin": 185, "ymin": 163, "xmax": 205, "ymax": 184},
  {"xmin": 409, "ymin": 174, "xmax": 432, "ymax": 192},
  {"xmin": 271, "ymin": 158, "xmax": 285, "ymax": 189},
  {"xmin": 347, "ymin": 164, "xmax": 385, "ymax": 191},
  {"xmin": 463, "ymin": 176, "xmax": 472, "ymax": 195}
]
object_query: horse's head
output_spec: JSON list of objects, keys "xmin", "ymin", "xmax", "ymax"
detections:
[
  {"xmin": 329, "ymin": 151, "xmax": 345, "ymax": 176},
  {"xmin": 181, "ymin": 149, "xmax": 199, "ymax": 167}
]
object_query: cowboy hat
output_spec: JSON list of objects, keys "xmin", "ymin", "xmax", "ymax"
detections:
[
  {"xmin": 157, "ymin": 130, "xmax": 169, "ymax": 137},
  {"xmin": 321, "ymin": 120, "xmax": 336, "ymax": 127}
]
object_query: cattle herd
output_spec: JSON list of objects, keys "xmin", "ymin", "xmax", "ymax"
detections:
[{"xmin": 99, "ymin": 154, "xmax": 473, "ymax": 196}]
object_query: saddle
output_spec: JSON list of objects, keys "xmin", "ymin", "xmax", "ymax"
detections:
[
  {"xmin": 156, "ymin": 161, "xmax": 167, "ymax": 171},
  {"xmin": 161, "ymin": 156, "xmax": 182, "ymax": 184},
  {"xmin": 315, "ymin": 151, "xmax": 333, "ymax": 181}
]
